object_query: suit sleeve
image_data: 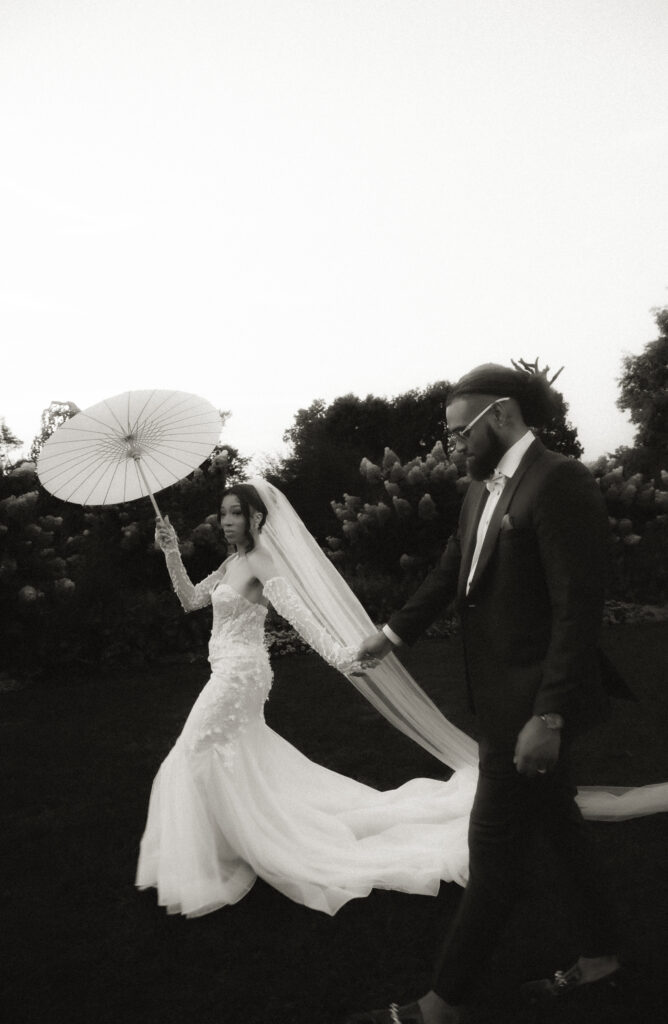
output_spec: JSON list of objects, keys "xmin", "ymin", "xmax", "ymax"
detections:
[
  {"xmin": 386, "ymin": 530, "xmax": 461, "ymax": 645},
  {"xmin": 531, "ymin": 459, "xmax": 608, "ymax": 718}
]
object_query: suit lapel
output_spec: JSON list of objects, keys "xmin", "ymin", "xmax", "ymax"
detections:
[{"xmin": 465, "ymin": 438, "xmax": 544, "ymax": 598}]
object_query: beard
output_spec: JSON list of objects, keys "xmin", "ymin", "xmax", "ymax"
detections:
[{"xmin": 466, "ymin": 424, "xmax": 507, "ymax": 481}]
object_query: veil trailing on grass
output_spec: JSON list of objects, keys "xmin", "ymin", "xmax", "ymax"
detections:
[{"xmin": 251, "ymin": 478, "xmax": 668, "ymax": 823}]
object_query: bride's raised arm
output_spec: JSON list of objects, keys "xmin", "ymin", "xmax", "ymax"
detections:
[{"xmin": 155, "ymin": 515, "xmax": 225, "ymax": 613}]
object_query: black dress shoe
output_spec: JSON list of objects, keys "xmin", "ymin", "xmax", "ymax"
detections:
[
  {"xmin": 345, "ymin": 1001, "xmax": 424, "ymax": 1024},
  {"xmin": 521, "ymin": 963, "xmax": 625, "ymax": 1004}
]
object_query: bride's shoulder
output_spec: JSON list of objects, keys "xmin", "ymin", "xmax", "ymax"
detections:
[{"xmin": 217, "ymin": 554, "xmax": 237, "ymax": 573}]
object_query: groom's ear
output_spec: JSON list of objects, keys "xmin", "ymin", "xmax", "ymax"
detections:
[
  {"xmin": 499, "ymin": 396, "xmax": 522, "ymax": 426},
  {"xmin": 492, "ymin": 400, "xmax": 509, "ymax": 425}
]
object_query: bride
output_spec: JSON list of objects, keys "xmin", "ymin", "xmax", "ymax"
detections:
[
  {"xmin": 137, "ymin": 477, "xmax": 667, "ymax": 920},
  {"xmin": 136, "ymin": 479, "xmax": 477, "ymax": 918}
]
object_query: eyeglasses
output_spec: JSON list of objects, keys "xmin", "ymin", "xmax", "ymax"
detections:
[{"xmin": 448, "ymin": 396, "xmax": 510, "ymax": 443}]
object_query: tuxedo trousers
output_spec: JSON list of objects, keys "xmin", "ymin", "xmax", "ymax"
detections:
[{"xmin": 432, "ymin": 738, "xmax": 619, "ymax": 1005}]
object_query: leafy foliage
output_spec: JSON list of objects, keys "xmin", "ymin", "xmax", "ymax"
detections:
[
  {"xmin": 616, "ymin": 306, "xmax": 668, "ymax": 478},
  {"xmin": 590, "ymin": 458, "xmax": 668, "ymax": 603},
  {"xmin": 28, "ymin": 401, "xmax": 81, "ymax": 461},
  {"xmin": 0, "ymin": 419, "xmax": 23, "ymax": 471}
]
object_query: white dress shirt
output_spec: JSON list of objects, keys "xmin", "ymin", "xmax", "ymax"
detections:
[
  {"xmin": 465, "ymin": 429, "xmax": 534, "ymax": 592},
  {"xmin": 383, "ymin": 430, "xmax": 535, "ymax": 644}
]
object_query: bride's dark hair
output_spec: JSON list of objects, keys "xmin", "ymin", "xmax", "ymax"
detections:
[{"xmin": 219, "ymin": 484, "xmax": 269, "ymax": 553}]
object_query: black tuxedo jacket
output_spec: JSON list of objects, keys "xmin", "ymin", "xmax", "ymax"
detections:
[{"xmin": 387, "ymin": 438, "xmax": 613, "ymax": 745}]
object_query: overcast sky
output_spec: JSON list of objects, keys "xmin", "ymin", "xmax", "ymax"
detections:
[{"xmin": 2, "ymin": 0, "xmax": 667, "ymax": 470}]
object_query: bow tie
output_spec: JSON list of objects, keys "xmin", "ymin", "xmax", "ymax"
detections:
[{"xmin": 485, "ymin": 470, "xmax": 506, "ymax": 494}]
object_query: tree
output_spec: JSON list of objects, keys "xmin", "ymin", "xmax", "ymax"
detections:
[
  {"xmin": 616, "ymin": 306, "xmax": 668, "ymax": 478},
  {"xmin": 29, "ymin": 401, "xmax": 81, "ymax": 461},
  {"xmin": 276, "ymin": 383, "xmax": 451, "ymax": 537},
  {"xmin": 0, "ymin": 419, "xmax": 23, "ymax": 471}
]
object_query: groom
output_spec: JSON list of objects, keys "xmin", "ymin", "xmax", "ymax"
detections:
[{"xmin": 348, "ymin": 363, "xmax": 622, "ymax": 1024}]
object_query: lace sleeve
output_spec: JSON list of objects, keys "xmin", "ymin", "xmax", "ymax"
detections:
[
  {"xmin": 164, "ymin": 548, "xmax": 223, "ymax": 613},
  {"xmin": 263, "ymin": 576, "xmax": 359, "ymax": 673}
]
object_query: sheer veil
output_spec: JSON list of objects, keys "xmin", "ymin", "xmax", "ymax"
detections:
[
  {"xmin": 251, "ymin": 478, "xmax": 668, "ymax": 823},
  {"xmin": 252, "ymin": 478, "xmax": 478, "ymax": 774}
]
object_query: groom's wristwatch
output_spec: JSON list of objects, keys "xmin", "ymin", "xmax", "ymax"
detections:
[{"xmin": 539, "ymin": 713, "xmax": 564, "ymax": 730}]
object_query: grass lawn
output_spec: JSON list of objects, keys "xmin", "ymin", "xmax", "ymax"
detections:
[{"xmin": 1, "ymin": 624, "xmax": 667, "ymax": 1024}]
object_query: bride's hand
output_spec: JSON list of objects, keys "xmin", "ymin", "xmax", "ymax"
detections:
[
  {"xmin": 346, "ymin": 659, "xmax": 379, "ymax": 675},
  {"xmin": 348, "ymin": 656, "xmax": 380, "ymax": 676},
  {"xmin": 154, "ymin": 515, "xmax": 179, "ymax": 553},
  {"xmin": 335, "ymin": 644, "xmax": 380, "ymax": 676}
]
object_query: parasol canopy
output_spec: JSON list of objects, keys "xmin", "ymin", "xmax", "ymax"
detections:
[{"xmin": 36, "ymin": 389, "xmax": 223, "ymax": 517}]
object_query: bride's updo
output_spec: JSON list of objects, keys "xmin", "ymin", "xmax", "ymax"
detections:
[{"xmin": 220, "ymin": 484, "xmax": 269, "ymax": 553}]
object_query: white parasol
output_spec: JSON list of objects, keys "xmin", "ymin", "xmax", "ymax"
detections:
[{"xmin": 36, "ymin": 389, "xmax": 224, "ymax": 518}]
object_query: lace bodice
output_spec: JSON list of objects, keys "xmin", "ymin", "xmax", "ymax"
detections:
[{"xmin": 208, "ymin": 582, "xmax": 268, "ymax": 662}]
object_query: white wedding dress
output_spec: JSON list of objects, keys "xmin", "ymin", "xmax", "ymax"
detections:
[{"xmin": 136, "ymin": 569, "xmax": 476, "ymax": 917}]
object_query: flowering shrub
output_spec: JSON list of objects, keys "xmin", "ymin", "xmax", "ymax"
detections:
[
  {"xmin": 324, "ymin": 446, "xmax": 668, "ymax": 621},
  {"xmin": 325, "ymin": 442, "xmax": 463, "ymax": 605},
  {"xmin": 591, "ymin": 461, "xmax": 668, "ymax": 603}
]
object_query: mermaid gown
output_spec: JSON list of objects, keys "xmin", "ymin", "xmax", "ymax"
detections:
[{"xmin": 135, "ymin": 561, "xmax": 475, "ymax": 917}]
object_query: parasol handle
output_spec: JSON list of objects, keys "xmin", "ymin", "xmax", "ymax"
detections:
[{"xmin": 132, "ymin": 456, "xmax": 164, "ymax": 521}]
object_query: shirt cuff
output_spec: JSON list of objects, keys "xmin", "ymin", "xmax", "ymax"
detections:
[{"xmin": 382, "ymin": 624, "xmax": 403, "ymax": 646}]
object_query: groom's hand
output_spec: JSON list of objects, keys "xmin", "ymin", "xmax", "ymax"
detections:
[
  {"xmin": 355, "ymin": 631, "xmax": 394, "ymax": 665},
  {"xmin": 513, "ymin": 716, "xmax": 561, "ymax": 777}
]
